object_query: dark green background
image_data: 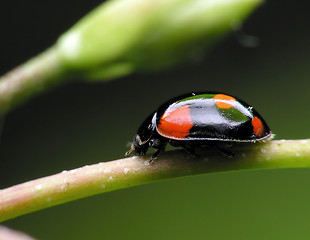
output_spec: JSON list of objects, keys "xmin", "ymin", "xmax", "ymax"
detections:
[{"xmin": 1, "ymin": 0, "xmax": 310, "ymax": 239}]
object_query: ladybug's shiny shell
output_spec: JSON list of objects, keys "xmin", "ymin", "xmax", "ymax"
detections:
[{"xmin": 126, "ymin": 92, "xmax": 272, "ymax": 161}]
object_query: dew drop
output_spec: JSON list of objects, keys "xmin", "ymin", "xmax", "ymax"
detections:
[{"xmin": 104, "ymin": 169, "xmax": 111, "ymax": 174}]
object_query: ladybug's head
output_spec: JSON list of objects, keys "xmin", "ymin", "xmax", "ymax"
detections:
[
  {"xmin": 126, "ymin": 134, "xmax": 150, "ymax": 156},
  {"xmin": 125, "ymin": 113, "xmax": 157, "ymax": 157}
]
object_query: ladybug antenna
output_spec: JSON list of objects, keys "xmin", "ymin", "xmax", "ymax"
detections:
[{"xmin": 125, "ymin": 147, "xmax": 136, "ymax": 156}]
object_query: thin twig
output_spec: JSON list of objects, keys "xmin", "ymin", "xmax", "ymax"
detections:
[
  {"xmin": 0, "ymin": 226, "xmax": 37, "ymax": 240},
  {"xmin": 0, "ymin": 48, "xmax": 65, "ymax": 116},
  {"xmin": 1, "ymin": 139, "xmax": 310, "ymax": 222}
]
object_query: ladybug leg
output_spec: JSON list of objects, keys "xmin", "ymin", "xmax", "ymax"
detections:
[
  {"xmin": 170, "ymin": 140, "xmax": 200, "ymax": 158},
  {"xmin": 149, "ymin": 143, "xmax": 167, "ymax": 163},
  {"xmin": 181, "ymin": 144, "xmax": 200, "ymax": 158},
  {"xmin": 215, "ymin": 143, "xmax": 236, "ymax": 158},
  {"xmin": 149, "ymin": 138, "xmax": 167, "ymax": 162}
]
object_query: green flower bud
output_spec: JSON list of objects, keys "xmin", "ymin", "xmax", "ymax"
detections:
[{"xmin": 57, "ymin": 0, "xmax": 262, "ymax": 80}]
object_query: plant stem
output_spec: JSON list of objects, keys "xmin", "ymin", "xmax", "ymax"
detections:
[
  {"xmin": 1, "ymin": 139, "xmax": 310, "ymax": 222},
  {"xmin": 0, "ymin": 0, "xmax": 262, "ymax": 117},
  {"xmin": 0, "ymin": 47, "xmax": 65, "ymax": 116},
  {"xmin": 0, "ymin": 226, "xmax": 37, "ymax": 240}
]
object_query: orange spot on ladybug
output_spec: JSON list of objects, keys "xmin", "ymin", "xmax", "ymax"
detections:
[
  {"xmin": 157, "ymin": 105, "xmax": 194, "ymax": 139},
  {"xmin": 252, "ymin": 116, "xmax": 264, "ymax": 137},
  {"xmin": 214, "ymin": 94, "xmax": 236, "ymax": 109}
]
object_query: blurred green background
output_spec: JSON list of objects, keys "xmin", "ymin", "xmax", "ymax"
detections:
[{"xmin": 1, "ymin": 0, "xmax": 310, "ymax": 239}]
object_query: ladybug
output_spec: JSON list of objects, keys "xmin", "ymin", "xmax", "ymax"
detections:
[{"xmin": 126, "ymin": 92, "xmax": 272, "ymax": 161}]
